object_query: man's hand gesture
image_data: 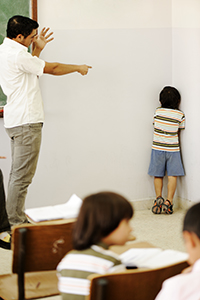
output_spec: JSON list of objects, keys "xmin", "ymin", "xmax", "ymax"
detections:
[
  {"xmin": 32, "ymin": 27, "xmax": 54, "ymax": 57},
  {"xmin": 34, "ymin": 27, "xmax": 54, "ymax": 51}
]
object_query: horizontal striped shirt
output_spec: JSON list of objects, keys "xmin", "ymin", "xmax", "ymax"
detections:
[
  {"xmin": 152, "ymin": 107, "xmax": 185, "ymax": 152},
  {"xmin": 57, "ymin": 242, "xmax": 125, "ymax": 300}
]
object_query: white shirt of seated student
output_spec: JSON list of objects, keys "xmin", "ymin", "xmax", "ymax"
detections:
[{"xmin": 155, "ymin": 258, "xmax": 200, "ymax": 300}]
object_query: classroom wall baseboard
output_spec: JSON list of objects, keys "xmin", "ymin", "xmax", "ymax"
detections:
[
  {"xmin": 175, "ymin": 197, "xmax": 197, "ymax": 210},
  {"xmin": 130, "ymin": 198, "xmax": 153, "ymax": 210},
  {"xmin": 131, "ymin": 197, "xmax": 197, "ymax": 211}
]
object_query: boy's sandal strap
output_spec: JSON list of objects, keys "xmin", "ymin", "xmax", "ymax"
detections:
[
  {"xmin": 156, "ymin": 196, "xmax": 164, "ymax": 205},
  {"xmin": 164, "ymin": 199, "xmax": 171, "ymax": 206},
  {"xmin": 152, "ymin": 197, "xmax": 164, "ymax": 214},
  {"xmin": 163, "ymin": 200, "xmax": 173, "ymax": 214}
]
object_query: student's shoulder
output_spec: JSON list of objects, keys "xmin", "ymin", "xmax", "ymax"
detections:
[
  {"xmin": 91, "ymin": 245, "xmax": 122, "ymax": 264},
  {"xmin": 162, "ymin": 271, "xmax": 192, "ymax": 292},
  {"xmin": 64, "ymin": 246, "xmax": 121, "ymax": 264},
  {"xmin": 156, "ymin": 107, "xmax": 185, "ymax": 117},
  {"xmin": 156, "ymin": 273, "xmax": 185, "ymax": 300},
  {"xmin": 179, "ymin": 109, "xmax": 185, "ymax": 117},
  {"xmin": 154, "ymin": 106, "xmax": 163, "ymax": 113},
  {"xmin": 175, "ymin": 108, "xmax": 185, "ymax": 115}
]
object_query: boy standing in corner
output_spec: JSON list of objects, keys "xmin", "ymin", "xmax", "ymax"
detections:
[{"xmin": 148, "ymin": 86, "xmax": 185, "ymax": 214}]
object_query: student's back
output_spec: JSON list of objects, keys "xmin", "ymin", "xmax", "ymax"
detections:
[
  {"xmin": 56, "ymin": 191, "xmax": 133, "ymax": 300},
  {"xmin": 57, "ymin": 243, "xmax": 123, "ymax": 300}
]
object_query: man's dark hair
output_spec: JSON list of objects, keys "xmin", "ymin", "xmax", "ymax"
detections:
[
  {"xmin": 7, "ymin": 15, "xmax": 39, "ymax": 39},
  {"xmin": 159, "ymin": 86, "xmax": 181, "ymax": 109},
  {"xmin": 73, "ymin": 191, "xmax": 134, "ymax": 250},
  {"xmin": 183, "ymin": 202, "xmax": 200, "ymax": 239}
]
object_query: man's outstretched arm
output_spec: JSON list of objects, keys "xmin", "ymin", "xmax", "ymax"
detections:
[
  {"xmin": 32, "ymin": 28, "xmax": 92, "ymax": 76},
  {"xmin": 44, "ymin": 62, "xmax": 92, "ymax": 76}
]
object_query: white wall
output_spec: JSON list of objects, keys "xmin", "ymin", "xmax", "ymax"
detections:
[
  {"xmin": 31, "ymin": 0, "xmax": 172, "ymax": 207},
  {"xmin": 172, "ymin": 0, "xmax": 200, "ymax": 202},
  {"xmin": 38, "ymin": 0, "xmax": 171, "ymax": 29},
  {"xmin": 1, "ymin": 1, "xmax": 174, "ymax": 208}
]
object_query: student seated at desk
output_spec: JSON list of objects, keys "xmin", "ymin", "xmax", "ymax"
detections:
[
  {"xmin": 155, "ymin": 202, "xmax": 200, "ymax": 300},
  {"xmin": 57, "ymin": 191, "xmax": 133, "ymax": 300}
]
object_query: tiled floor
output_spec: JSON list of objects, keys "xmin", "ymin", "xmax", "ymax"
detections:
[{"xmin": 131, "ymin": 208, "xmax": 187, "ymax": 252}]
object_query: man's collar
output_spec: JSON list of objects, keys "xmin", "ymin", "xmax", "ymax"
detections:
[{"xmin": 3, "ymin": 37, "xmax": 27, "ymax": 51}]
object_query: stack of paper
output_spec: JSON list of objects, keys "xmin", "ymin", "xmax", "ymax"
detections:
[
  {"xmin": 25, "ymin": 194, "xmax": 82, "ymax": 222},
  {"xmin": 120, "ymin": 248, "xmax": 188, "ymax": 269}
]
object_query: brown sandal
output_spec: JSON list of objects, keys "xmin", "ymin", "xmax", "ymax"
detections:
[
  {"xmin": 152, "ymin": 196, "xmax": 164, "ymax": 214},
  {"xmin": 163, "ymin": 200, "xmax": 173, "ymax": 214}
]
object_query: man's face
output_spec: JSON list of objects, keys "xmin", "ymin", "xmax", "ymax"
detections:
[{"xmin": 17, "ymin": 29, "xmax": 37, "ymax": 47}]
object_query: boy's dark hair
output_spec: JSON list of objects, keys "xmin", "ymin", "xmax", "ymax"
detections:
[
  {"xmin": 7, "ymin": 15, "xmax": 39, "ymax": 39},
  {"xmin": 73, "ymin": 191, "xmax": 134, "ymax": 250},
  {"xmin": 159, "ymin": 86, "xmax": 181, "ymax": 109},
  {"xmin": 183, "ymin": 202, "xmax": 200, "ymax": 239}
]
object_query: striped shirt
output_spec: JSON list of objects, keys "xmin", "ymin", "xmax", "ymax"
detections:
[
  {"xmin": 57, "ymin": 242, "xmax": 125, "ymax": 300},
  {"xmin": 152, "ymin": 107, "xmax": 185, "ymax": 152}
]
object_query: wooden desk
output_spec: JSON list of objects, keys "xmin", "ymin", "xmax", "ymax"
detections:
[
  {"xmin": 88, "ymin": 242, "xmax": 189, "ymax": 300},
  {"xmin": 0, "ymin": 236, "xmax": 188, "ymax": 300}
]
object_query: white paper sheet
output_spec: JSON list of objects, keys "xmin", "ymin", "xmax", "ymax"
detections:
[
  {"xmin": 120, "ymin": 248, "xmax": 188, "ymax": 269},
  {"xmin": 25, "ymin": 194, "xmax": 82, "ymax": 222}
]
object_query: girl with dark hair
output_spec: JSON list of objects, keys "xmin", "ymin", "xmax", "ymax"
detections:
[
  {"xmin": 57, "ymin": 191, "xmax": 133, "ymax": 300},
  {"xmin": 148, "ymin": 86, "xmax": 185, "ymax": 215}
]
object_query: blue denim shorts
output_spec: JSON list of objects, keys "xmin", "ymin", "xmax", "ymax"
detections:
[{"xmin": 148, "ymin": 149, "xmax": 185, "ymax": 177}]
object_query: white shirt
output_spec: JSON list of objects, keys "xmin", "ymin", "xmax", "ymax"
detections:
[
  {"xmin": 0, "ymin": 38, "xmax": 45, "ymax": 128},
  {"xmin": 155, "ymin": 259, "xmax": 200, "ymax": 300}
]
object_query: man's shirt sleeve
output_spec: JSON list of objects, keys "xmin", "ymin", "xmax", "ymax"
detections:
[{"xmin": 16, "ymin": 50, "xmax": 45, "ymax": 77}]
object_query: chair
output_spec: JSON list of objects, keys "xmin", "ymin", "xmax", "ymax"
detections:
[
  {"xmin": 87, "ymin": 260, "xmax": 189, "ymax": 300},
  {"xmin": 0, "ymin": 219, "xmax": 75, "ymax": 300}
]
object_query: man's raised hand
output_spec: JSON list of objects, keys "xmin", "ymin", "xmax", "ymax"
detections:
[{"xmin": 34, "ymin": 27, "xmax": 54, "ymax": 51}]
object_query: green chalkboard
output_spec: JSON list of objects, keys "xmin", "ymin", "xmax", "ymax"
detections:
[{"xmin": 0, "ymin": 0, "xmax": 37, "ymax": 107}]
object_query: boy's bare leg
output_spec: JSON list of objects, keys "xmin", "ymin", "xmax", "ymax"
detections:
[
  {"xmin": 154, "ymin": 177, "xmax": 163, "ymax": 198},
  {"xmin": 167, "ymin": 176, "xmax": 177, "ymax": 204}
]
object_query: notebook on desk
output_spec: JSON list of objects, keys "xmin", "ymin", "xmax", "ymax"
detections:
[
  {"xmin": 25, "ymin": 194, "xmax": 82, "ymax": 222},
  {"xmin": 119, "ymin": 247, "xmax": 188, "ymax": 268}
]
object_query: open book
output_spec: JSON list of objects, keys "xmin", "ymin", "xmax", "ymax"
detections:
[
  {"xmin": 119, "ymin": 248, "xmax": 188, "ymax": 269},
  {"xmin": 25, "ymin": 194, "xmax": 82, "ymax": 222}
]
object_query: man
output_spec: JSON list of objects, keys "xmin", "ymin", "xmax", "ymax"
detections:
[{"xmin": 0, "ymin": 15, "xmax": 92, "ymax": 227}]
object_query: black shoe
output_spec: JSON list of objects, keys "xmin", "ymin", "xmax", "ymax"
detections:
[{"xmin": 0, "ymin": 236, "xmax": 11, "ymax": 250}]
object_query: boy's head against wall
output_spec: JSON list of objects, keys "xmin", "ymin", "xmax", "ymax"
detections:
[
  {"xmin": 183, "ymin": 202, "xmax": 200, "ymax": 265},
  {"xmin": 159, "ymin": 86, "xmax": 181, "ymax": 109}
]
